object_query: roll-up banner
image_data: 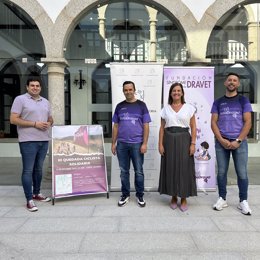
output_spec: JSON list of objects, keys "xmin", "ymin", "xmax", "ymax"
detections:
[
  {"xmin": 110, "ymin": 63, "xmax": 164, "ymax": 191},
  {"xmin": 52, "ymin": 125, "xmax": 109, "ymax": 201},
  {"xmin": 164, "ymin": 67, "xmax": 216, "ymax": 191}
]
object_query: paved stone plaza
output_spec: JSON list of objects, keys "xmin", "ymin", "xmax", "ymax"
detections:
[
  {"xmin": 0, "ymin": 157, "xmax": 260, "ymax": 259},
  {"xmin": 0, "ymin": 185, "xmax": 260, "ymax": 259}
]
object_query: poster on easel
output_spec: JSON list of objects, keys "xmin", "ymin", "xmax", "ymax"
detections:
[{"xmin": 52, "ymin": 125, "xmax": 109, "ymax": 202}]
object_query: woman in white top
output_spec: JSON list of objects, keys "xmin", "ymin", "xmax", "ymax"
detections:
[{"xmin": 158, "ymin": 82, "xmax": 197, "ymax": 212}]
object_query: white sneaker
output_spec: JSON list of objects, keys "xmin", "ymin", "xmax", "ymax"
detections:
[
  {"xmin": 118, "ymin": 195, "xmax": 130, "ymax": 207},
  {"xmin": 238, "ymin": 200, "xmax": 252, "ymax": 215},
  {"xmin": 213, "ymin": 197, "xmax": 228, "ymax": 211}
]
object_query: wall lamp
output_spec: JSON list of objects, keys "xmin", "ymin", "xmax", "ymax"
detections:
[{"xmin": 74, "ymin": 69, "xmax": 86, "ymax": 89}]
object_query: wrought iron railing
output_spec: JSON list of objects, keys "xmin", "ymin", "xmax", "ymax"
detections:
[
  {"xmin": 106, "ymin": 40, "xmax": 187, "ymax": 63},
  {"xmin": 206, "ymin": 41, "xmax": 248, "ymax": 61},
  {"xmin": 156, "ymin": 41, "xmax": 187, "ymax": 62},
  {"xmin": 107, "ymin": 40, "xmax": 248, "ymax": 62}
]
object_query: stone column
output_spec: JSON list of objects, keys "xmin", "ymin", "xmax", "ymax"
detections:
[
  {"xmin": 98, "ymin": 5, "xmax": 108, "ymax": 39},
  {"xmin": 41, "ymin": 58, "xmax": 68, "ymax": 125},
  {"xmin": 41, "ymin": 58, "xmax": 68, "ymax": 179},
  {"xmin": 146, "ymin": 7, "xmax": 158, "ymax": 62},
  {"xmin": 248, "ymin": 22, "xmax": 259, "ymax": 61},
  {"xmin": 99, "ymin": 18, "xmax": 106, "ymax": 39}
]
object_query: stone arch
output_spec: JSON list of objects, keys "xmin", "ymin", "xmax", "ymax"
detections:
[
  {"xmin": 204, "ymin": 1, "xmax": 260, "ymax": 62},
  {"xmin": 50, "ymin": 1, "xmax": 101, "ymax": 58},
  {"xmin": 244, "ymin": 4, "xmax": 254, "ymax": 21},
  {"xmin": 182, "ymin": 0, "xmax": 246, "ymax": 62},
  {"xmin": 53, "ymin": 0, "xmax": 194, "ymax": 59},
  {"xmin": 10, "ymin": 0, "xmax": 53, "ymax": 55},
  {"xmin": 9, "ymin": 0, "xmax": 252, "ymax": 62},
  {"xmin": 245, "ymin": 3, "xmax": 260, "ymax": 61}
]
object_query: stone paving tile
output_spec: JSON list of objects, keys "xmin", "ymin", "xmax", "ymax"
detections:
[
  {"xmin": 107, "ymin": 252, "xmax": 257, "ymax": 260},
  {"xmin": 2, "ymin": 250, "xmax": 260, "ymax": 260},
  {"xmin": 17, "ymin": 217, "xmax": 119, "ymax": 233},
  {"xmin": 0, "ymin": 197, "xmax": 25, "ymax": 206},
  {"xmin": 0, "ymin": 206, "xmax": 12, "ymax": 216},
  {"xmin": 0, "ymin": 189, "xmax": 9, "ymax": 196},
  {"xmin": 247, "ymin": 217, "xmax": 260, "ymax": 231},
  {"xmin": 30, "ymin": 253, "xmax": 119, "ymax": 260},
  {"xmin": 0, "ymin": 234, "xmax": 84, "ymax": 253},
  {"xmin": 93, "ymin": 203, "xmax": 179, "ymax": 217},
  {"xmin": 0, "ymin": 244, "xmax": 28, "ymax": 260},
  {"xmin": 193, "ymin": 232, "xmax": 260, "ymax": 252},
  {"xmin": 31, "ymin": 252, "xmax": 259, "ymax": 260},
  {"xmin": 0, "ymin": 186, "xmax": 25, "ymax": 195},
  {"xmin": 80, "ymin": 233, "xmax": 196, "ymax": 253},
  {"xmin": 0, "ymin": 185, "xmax": 260, "ymax": 259},
  {"xmin": 51, "ymin": 193, "xmax": 113, "ymax": 206},
  {"xmin": 211, "ymin": 216, "xmax": 256, "ymax": 231},
  {"xmin": 119, "ymin": 216, "xmax": 218, "ymax": 232},
  {"xmin": 0, "ymin": 217, "xmax": 27, "ymax": 232},
  {"xmin": 4, "ymin": 205, "xmax": 95, "ymax": 218}
]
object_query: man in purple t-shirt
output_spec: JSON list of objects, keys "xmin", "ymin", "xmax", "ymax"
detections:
[
  {"xmin": 111, "ymin": 81, "xmax": 151, "ymax": 207},
  {"xmin": 10, "ymin": 76, "xmax": 53, "ymax": 212},
  {"xmin": 211, "ymin": 72, "xmax": 252, "ymax": 215}
]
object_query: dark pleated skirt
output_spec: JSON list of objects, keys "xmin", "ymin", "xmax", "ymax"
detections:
[{"xmin": 158, "ymin": 127, "xmax": 197, "ymax": 198}]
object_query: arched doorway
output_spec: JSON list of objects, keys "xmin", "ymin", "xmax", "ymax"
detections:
[
  {"xmin": 65, "ymin": 1, "xmax": 186, "ymax": 139},
  {"xmin": 207, "ymin": 3, "xmax": 260, "ymax": 142},
  {"xmin": 0, "ymin": 0, "xmax": 46, "ymax": 138}
]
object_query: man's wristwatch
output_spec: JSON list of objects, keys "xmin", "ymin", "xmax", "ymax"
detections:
[{"xmin": 236, "ymin": 138, "xmax": 242, "ymax": 144}]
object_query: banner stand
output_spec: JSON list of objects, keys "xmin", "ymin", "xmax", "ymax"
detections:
[
  {"xmin": 51, "ymin": 125, "xmax": 109, "ymax": 205},
  {"xmin": 163, "ymin": 66, "xmax": 216, "ymax": 191},
  {"xmin": 110, "ymin": 63, "xmax": 163, "ymax": 190}
]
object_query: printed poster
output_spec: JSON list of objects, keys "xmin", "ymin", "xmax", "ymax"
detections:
[
  {"xmin": 52, "ymin": 125, "xmax": 108, "ymax": 198},
  {"xmin": 163, "ymin": 67, "xmax": 216, "ymax": 191}
]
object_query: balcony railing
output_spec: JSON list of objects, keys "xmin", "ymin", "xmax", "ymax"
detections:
[
  {"xmin": 156, "ymin": 41, "xmax": 187, "ymax": 62},
  {"xmin": 71, "ymin": 39, "xmax": 248, "ymax": 63},
  {"xmin": 106, "ymin": 40, "xmax": 187, "ymax": 63},
  {"xmin": 206, "ymin": 41, "xmax": 248, "ymax": 61},
  {"xmin": 110, "ymin": 40, "xmax": 146, "ymax": 62}
]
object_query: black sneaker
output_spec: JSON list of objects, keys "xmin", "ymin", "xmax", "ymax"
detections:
[
  {"xmin": 137, "ymin": 196, "xmax": 146, "ymax": 207},
  {"xmin": 118, "ymin": 195, "xmax": 130, "ymax": 207}
]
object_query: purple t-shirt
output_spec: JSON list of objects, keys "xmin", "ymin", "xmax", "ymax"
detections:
[
  {"xmin": 112, "ymin": 100, "xmax": 151, "ymax": 143},
  {"xmin": 11, "ymin": 93, "xmax": 52, "ymax": 142},
  {"xmin": 211, "ymin": 95, "xmax": 252, "ymax": 139}
]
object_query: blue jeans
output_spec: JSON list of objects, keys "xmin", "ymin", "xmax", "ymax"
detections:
[
  {"xmin": 116, "ymin": 141, "xmax": 144, "ymax": 197},
  {"xmin": 215, "ymin": 139, "xmax": 249, "ymax": 201},
  {"xmin": 19, "ymin": 141, "xmax": 49, "ymax": 201}
]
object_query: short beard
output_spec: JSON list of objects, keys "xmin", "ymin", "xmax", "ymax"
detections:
[{"xmin": 227, "ymin": 85, "xmax": 237, "ymax": 93}]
